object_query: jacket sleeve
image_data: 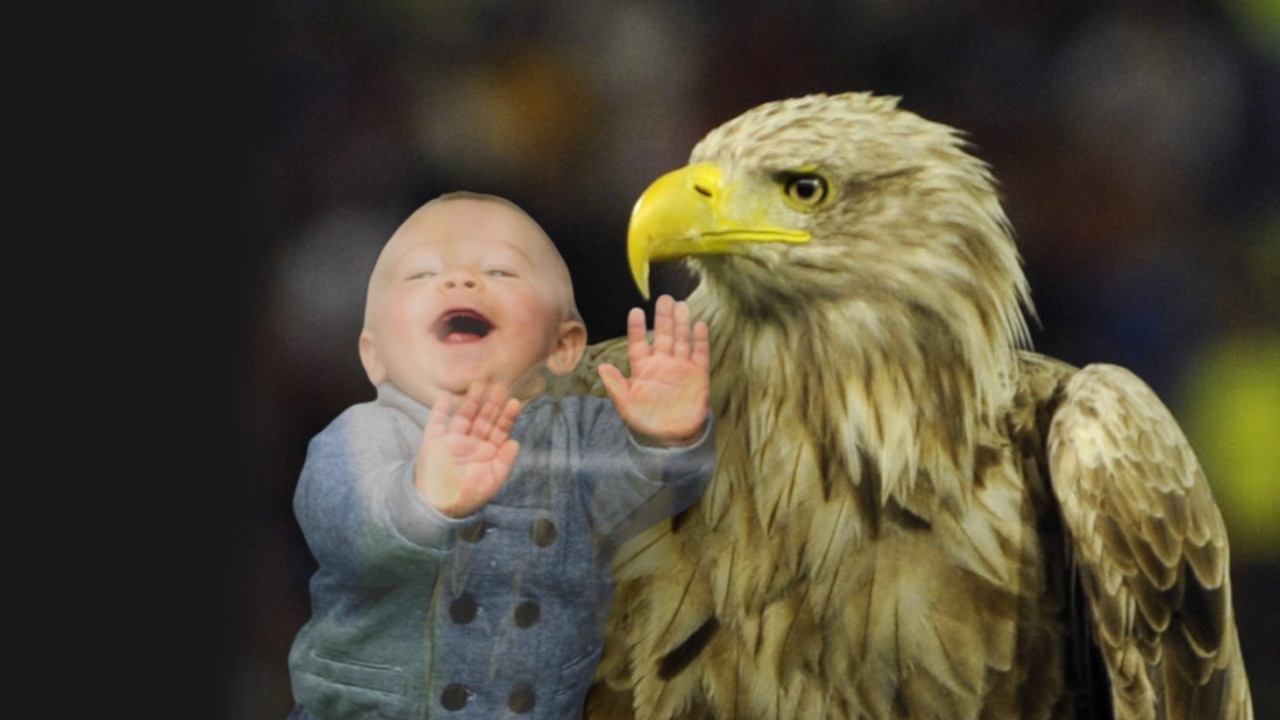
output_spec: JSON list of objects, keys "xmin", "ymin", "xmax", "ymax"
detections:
[
  {"xmin": 573, "ymin": 399, "xmax": 716, "ymax": 545},
  {"xmin": 293, "ymin": 404, "xmax": 470, "ymax": 586}
]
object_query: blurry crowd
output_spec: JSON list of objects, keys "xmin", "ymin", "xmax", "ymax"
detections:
[{"xmin": 229, "ymin": 1, "xmax": 1278, "ymax": 717}]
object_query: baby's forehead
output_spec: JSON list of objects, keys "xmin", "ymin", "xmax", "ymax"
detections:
[
  {"xmin": 398, "ymin": 199, "xmax": 553, "ymax": 257},
  {"xmin": 393, "ymin": 230, "xmax": 536, "ymax": 267},
  {"xmin": 372, "ymin": 198, "xmax": 573, "ymax": 292}
]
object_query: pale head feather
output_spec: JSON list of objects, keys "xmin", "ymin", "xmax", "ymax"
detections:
[{"xmin": 683, "ymin": 92, "xmax": 1033, "ymax": 518}]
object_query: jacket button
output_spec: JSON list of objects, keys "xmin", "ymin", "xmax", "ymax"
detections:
[
  {"xmin": 508, "ymin": 685, "xmax": 536, "ymax": 713},
  {"xmin": 441, "ymin": 683, "xmax": 469, "ymax": 710},
  {"xmin": 449, "ymin": 594, "xmax": 477, "ymax": 624},
  {"xmin": 514, "ymin": 600, "xmax": 540, "ymax": 628},
  {"xmin": 457, "ymin": 520, "xmax": 486, "ymax": 543},
  {"xmin": 531, "ymin": 519, "xmax": 557, "ymax": 546}
]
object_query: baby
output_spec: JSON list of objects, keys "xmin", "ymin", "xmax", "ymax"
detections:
[{"xmin": 287, "ymin": 192, "xmax": 714, "ymax": 720}]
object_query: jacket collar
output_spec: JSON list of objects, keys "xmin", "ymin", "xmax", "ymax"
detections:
[
  {"xmin": 375, "ymin": 382, "xmax": 553, "ymax": 430},
  {"xmin": 375, "ymin": 382, "xmax": 432, "ymax": 428}
]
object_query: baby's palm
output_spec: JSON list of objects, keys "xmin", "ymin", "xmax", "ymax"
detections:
[
  {"xmin": 434, "ymin": 432, "xmax": 510, "ymax": 487},
  {"xmin": 417, "ymin": 383, "xmax": 522, "ymax": 517}
]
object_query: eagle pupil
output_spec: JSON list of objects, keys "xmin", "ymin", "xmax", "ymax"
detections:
[{"xmin": 787, "ymin": 176, "xmax": 826, "ymax": 204}]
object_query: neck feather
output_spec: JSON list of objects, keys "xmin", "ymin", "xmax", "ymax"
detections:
[{"xmin": 688, "ymin": 281, "xmax": 1020, "ymax": 524}]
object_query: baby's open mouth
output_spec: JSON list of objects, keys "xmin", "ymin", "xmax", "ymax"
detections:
[{"xmin": 434, "ymin": 309, "xmax": 494, "ymax": 342}]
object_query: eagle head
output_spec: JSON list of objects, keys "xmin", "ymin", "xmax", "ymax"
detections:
[
  {"xmin": 628, "ymin": 92, "xmax": 1036, "ymax": 511},
  {"xmin": 630, "ymin": 92, "xmax": 1031, "ymax": 349}
]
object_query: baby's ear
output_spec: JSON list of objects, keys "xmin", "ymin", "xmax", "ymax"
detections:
[
  {"xmin": 545, "ymin": 319, "xmax": 587, "ymax": 376},
  {"xmin": 358, "ymin": 329, "xmax": 388, "ymax": 385}
]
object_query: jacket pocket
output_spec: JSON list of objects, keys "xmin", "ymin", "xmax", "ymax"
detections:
[{"xmin": 304, "ymin": 650, "xmax": 408, "ymax": 697}]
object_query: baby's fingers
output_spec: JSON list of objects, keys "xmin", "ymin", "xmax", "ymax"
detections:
[
  {"xmin": 672, "ymin": 300, "xmax": 692, "ymax": 358},
  {"xmin": 487, "ymin": 398, "xmax": 522, "ymax": 446},
  {"xmin": 425, "ymin": 394, "xmax": 456, "ymax": 439},
  {"xmin": 651, "ymin": 294, "xmax": 675, "ymax": 356},
  {"xmin": 625, "ymin": 306, "xmax": 649, "ymax": 368},
  {"xmin": 471, "ymin": 383, "xmax": 509, "ymax": 438},
  {"xmin": 693, "ymin": 320, "xmax": 710, "ymax": 372},
  {"xmin": 597, "ymin": 363, "xmax": 630, "ymax": 409},
  {"xmin": 447, "ymin": 382, "xmax": 487, "ymax": 435}
]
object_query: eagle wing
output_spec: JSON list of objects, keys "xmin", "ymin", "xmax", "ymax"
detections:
[{"xmin": 1047, "ymin": 363, "xmax": 1253, "ymax": 720}]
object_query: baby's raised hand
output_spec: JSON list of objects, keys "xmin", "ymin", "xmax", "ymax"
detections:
[
  {"xmin": 416, "ymin": 382, "xmax": 522, "ymax": 518},
  {"xmin": 598, "ymin": 294, "xmax": 710, "ymax": 447}
]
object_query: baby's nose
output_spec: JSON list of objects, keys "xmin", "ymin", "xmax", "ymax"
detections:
[{"xmin": 441, "ymin": 270, "xmax": 481, "ymax": 290}]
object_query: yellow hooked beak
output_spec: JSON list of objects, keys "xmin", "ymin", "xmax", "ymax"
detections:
[{"xmin": 627, "ymin": 162, "xmax": 812, "ymax": 299}]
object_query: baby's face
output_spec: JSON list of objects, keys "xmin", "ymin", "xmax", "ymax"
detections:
[{"xmin": 361, "ymin": 199, "xmax": 583, "ymax": 407}]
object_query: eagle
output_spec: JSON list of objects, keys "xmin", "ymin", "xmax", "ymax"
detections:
[{"xmin": 548, "ymin": 92, "xmax": 1253, "ymax": 720}]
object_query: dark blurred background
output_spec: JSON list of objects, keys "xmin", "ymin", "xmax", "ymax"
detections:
[{"xmin": 222, "ymin": 0, "xmax": 1278, "ymax": 716}]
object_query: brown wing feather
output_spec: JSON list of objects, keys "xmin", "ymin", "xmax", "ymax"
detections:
[{"xmin": 1047, "ymin": 363, "xmax": 1253, "ymax": 720}]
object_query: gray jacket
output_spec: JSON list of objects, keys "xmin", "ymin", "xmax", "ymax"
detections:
[{"xmin": 289, "ymin": 383, "xmax": 715, "ymax": 719}]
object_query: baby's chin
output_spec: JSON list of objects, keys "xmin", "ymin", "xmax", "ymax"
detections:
[{"xmin": 400, "ymin": 365, "xmax": 548, "ymax": 408}]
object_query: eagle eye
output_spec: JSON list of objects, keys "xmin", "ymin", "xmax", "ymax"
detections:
[{"xmin": 783, "ymin": 174, "xmax": 828, "ymax": 207}]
